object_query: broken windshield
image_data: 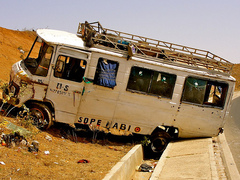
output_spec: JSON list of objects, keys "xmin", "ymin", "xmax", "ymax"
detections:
[{"xmin": 24, "ymin": 37, "xmax": 53, "ymax": 77}]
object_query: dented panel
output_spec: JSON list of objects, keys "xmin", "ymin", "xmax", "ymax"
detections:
[{"xmin": 32, "ymin": 83, "xmax": 48, "ymax": 100}]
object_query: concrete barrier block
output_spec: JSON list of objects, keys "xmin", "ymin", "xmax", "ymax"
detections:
[{"xmin": 103, "ymin": 144, "xmax": 143, "ymax": 180}]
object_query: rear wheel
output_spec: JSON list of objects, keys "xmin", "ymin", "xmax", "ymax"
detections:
[
  {"xmin": 150, "ymin": 132, "xmax": 171, "ymax": 154},
  {"xmin": 29, "ymin": 103, "xmax": 52, "ymax": 130}
]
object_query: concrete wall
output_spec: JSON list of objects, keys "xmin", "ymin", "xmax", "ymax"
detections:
[{"xmin": 103, "ymin": 144, "xmax": 143, "ymax": 180}]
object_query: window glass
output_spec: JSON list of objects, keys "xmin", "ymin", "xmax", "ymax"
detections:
[
  {"xmin": 24, "ymin": 41, "xmax": 53, "ymax": 76},
  {"xmin": 26, "ymin": 37, "xmax": 42, "ymax": 59},
  {"xmin": 182, "ymin": 77, "xmax": 228, "ymax": 108},
  {"xmin": 127, "ymin": 67, "xmax": 151, "ymax": 92},
  {"xmin": 94, "ymin": 58, "xmax": 119, "ymax": 88},
  {"xmin": 149, "ymin": 71, "xmax": 176, "ymax": 98},
  {"xmin": 127, "ymin": 66, "xmax": 176, "ymax": 99},
  {"xmin": 34, "ymin": 46, "xmax": 53, "ymax": 76},
  {"xmin": 54, "ymin": 55, "xmax": 86, "ymax": 83},
  {"xmin": 182, "ymin": 77, "xmax": 207, "ymax": 104},
  {"xmin": 203, "ymin": 81, "xmax": 228, "ymax": 107}
]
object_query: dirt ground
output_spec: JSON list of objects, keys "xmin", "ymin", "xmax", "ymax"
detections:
[
  {"xmin": 0, "ymin": 117, "xmax": 134, "ymax": 180},
  {"xmin": 0, "ymin": 27, "xmax": 239, "ymax": 180}
]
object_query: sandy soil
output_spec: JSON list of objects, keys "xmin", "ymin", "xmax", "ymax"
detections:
[{"xmin": 0, "ymin": 117, "xmax": 134, "ymax": 180}]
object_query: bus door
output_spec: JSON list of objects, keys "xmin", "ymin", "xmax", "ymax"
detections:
[
  {"xmin": 76, "ymin": 56, "xmax": 120, "ymax": 129},
  {"xmin": 46, "ymin": 50, "xmax": 89, "ymax": 124}
]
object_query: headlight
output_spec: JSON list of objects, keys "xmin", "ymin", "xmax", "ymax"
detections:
[{"xmin": 8, "ymin": 82, "xmax": 19, "ymax": 97}]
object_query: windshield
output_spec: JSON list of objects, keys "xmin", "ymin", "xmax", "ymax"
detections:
[{"xmin": 24, "ymin": 37, "xmax": 53, "ymax": 77}]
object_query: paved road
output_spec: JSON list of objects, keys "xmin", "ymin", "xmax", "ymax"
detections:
[{"xmin": 224, "ymin": 92, "xmax": 240, "ymax": 172}]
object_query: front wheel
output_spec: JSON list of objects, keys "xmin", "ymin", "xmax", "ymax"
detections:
[{"xmin": 29, "ymin": 103, "xmax": 52, "ymax": 130}]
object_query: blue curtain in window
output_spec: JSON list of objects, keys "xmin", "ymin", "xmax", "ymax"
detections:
[{"xmin": 98, "ymin": 60, "xmax": 117, "ymax": 88}]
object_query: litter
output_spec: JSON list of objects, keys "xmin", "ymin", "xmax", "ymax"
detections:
[
  {"xmin": 1, "ymin": 132, "xmax": 41, "ymax": 153},
  {"xmin": 20, "ymin": 139, "xmax": 27, "ymax": 146},
  {"xmin": 77, "ymin": 159, "xmax": 89, "ymax": 163},
  {"xmin": 28, "ymin": 140, "xmax": 39, "ymax": 152},
  {"xmin": 0, "ymin": 161, "xmax": 5, "ymax": 165},
  {"xmin": 1, "ymin": 141, "xmax": 6, "ymax": 146},
  {"xmin": 138, "ymin": 163, "xmax": 153, "ymax": 172},
  {"xmin": 44, "ymin": 151, "xmax": 50, "ymax": 155},
  {"xmin": 45, "ymin": 135, "xmax": 52, "ymax": 141},
  {"xmin": 1, "ymin": 132, "xmax": 27, "ymax": 148}
]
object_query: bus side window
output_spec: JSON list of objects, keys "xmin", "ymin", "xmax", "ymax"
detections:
[
  {"xmin": 54, "ymin": 55, "xmax": 86, "ymax": 83},
  {"xmin": 127, "ymin": 67, "xmax": 151, "ymax": 92},
  {"xmin": 182, "ymin": 77, "xmax": 228, "ymax": 108},
  {"xmin": 149, "ymin": 71, "xmax": 176, "ymax": 98},
  {"xmin": 182, "ymin": 77, "xmax": 207, "ymax": 104},
  {"xmin": 204, "ymin": 82, "xmax": 228, "ymax": 107},
  {"xmin": 94, "ymin": 58, "xmax": 119, "ymax": 88},
  {"xmin": 127, "ymin": 67, "xmax": 152, "ymax": 93},
  {"xmin": 127, "ymin": 66, "xmax": 176, "ymax": 99}
]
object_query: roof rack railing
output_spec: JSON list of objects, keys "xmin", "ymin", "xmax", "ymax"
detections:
[{"xmin": 77, "ymin": 21, "xmax": 234, "ymax": 75}]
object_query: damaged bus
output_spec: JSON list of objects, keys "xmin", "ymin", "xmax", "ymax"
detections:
[{"xmin": 2, "ymin": 21, "xmax": 235, "ymax": 153}]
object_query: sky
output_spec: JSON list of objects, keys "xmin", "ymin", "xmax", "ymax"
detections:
[{"xmin": 1, "ymin": 0, "xmax": 239, "ymax": 64}]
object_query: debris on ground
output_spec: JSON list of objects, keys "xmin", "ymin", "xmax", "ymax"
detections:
[
  {"xmin": 0, "ymin": 131, "xmax": 40, "ymax": 154},
  {"xmin": 44, "ymin": 150, "xmax": 50, "ymax": 155},
  {"xmin": 108, "ymin": 146, "xmax": 121, "ymax": 151},
  {"xmin": 0, "ymin": 118, "xmax": 133, "ymax": 179},
  {"xmin": 45, "ymin": 135, "xmax": 52, "ymax": 141},
  {"xmin": 28, "ymin": 140, "xmax": 39, "ymax": 152},
  {"xmin": 138, "ymin": 163, "xmax": 154, "ymax": 172},
  {"xmin": 77, "ymin": 159, "xmax": 90, "ymax": 163},
  {"xmin": 1, "ymin": 131, "xmax": 28, "ymax": 148}
]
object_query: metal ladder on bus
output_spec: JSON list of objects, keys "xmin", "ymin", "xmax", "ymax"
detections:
[{"xmin": 77, "ymin": 21, "xmax": 234, "ymax": 75}]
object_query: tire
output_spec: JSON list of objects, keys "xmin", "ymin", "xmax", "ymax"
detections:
[
  {"xmin": 150, "ymin": 131, "xmax": 171, "ymax": 154},
  {"xmin": 29, "ymin": 102, "xmax": 52, "ymax": 130}
]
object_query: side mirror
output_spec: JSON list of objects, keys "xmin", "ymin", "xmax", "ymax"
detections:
[{"xmin": 37, "ymin": 37, "xmax": 43, "ymax": 43}]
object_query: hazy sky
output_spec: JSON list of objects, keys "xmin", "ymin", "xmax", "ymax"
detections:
[{"xmin": 1, "ymin": 0, "xmax": 239, "ymax": 63}]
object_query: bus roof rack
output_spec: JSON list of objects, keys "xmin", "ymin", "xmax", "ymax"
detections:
[{"xmin": 77, "ymin": 21, "xmax": 234, "ymax": 75}]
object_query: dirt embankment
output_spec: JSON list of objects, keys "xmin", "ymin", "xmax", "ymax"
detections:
[
  {"xmin": 232, "ymin": 65, "xmax": 240, "ymax": 90},
  {"xmin": 0, "ymin": 27, "xmax": 36, "ymax": 82}
]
